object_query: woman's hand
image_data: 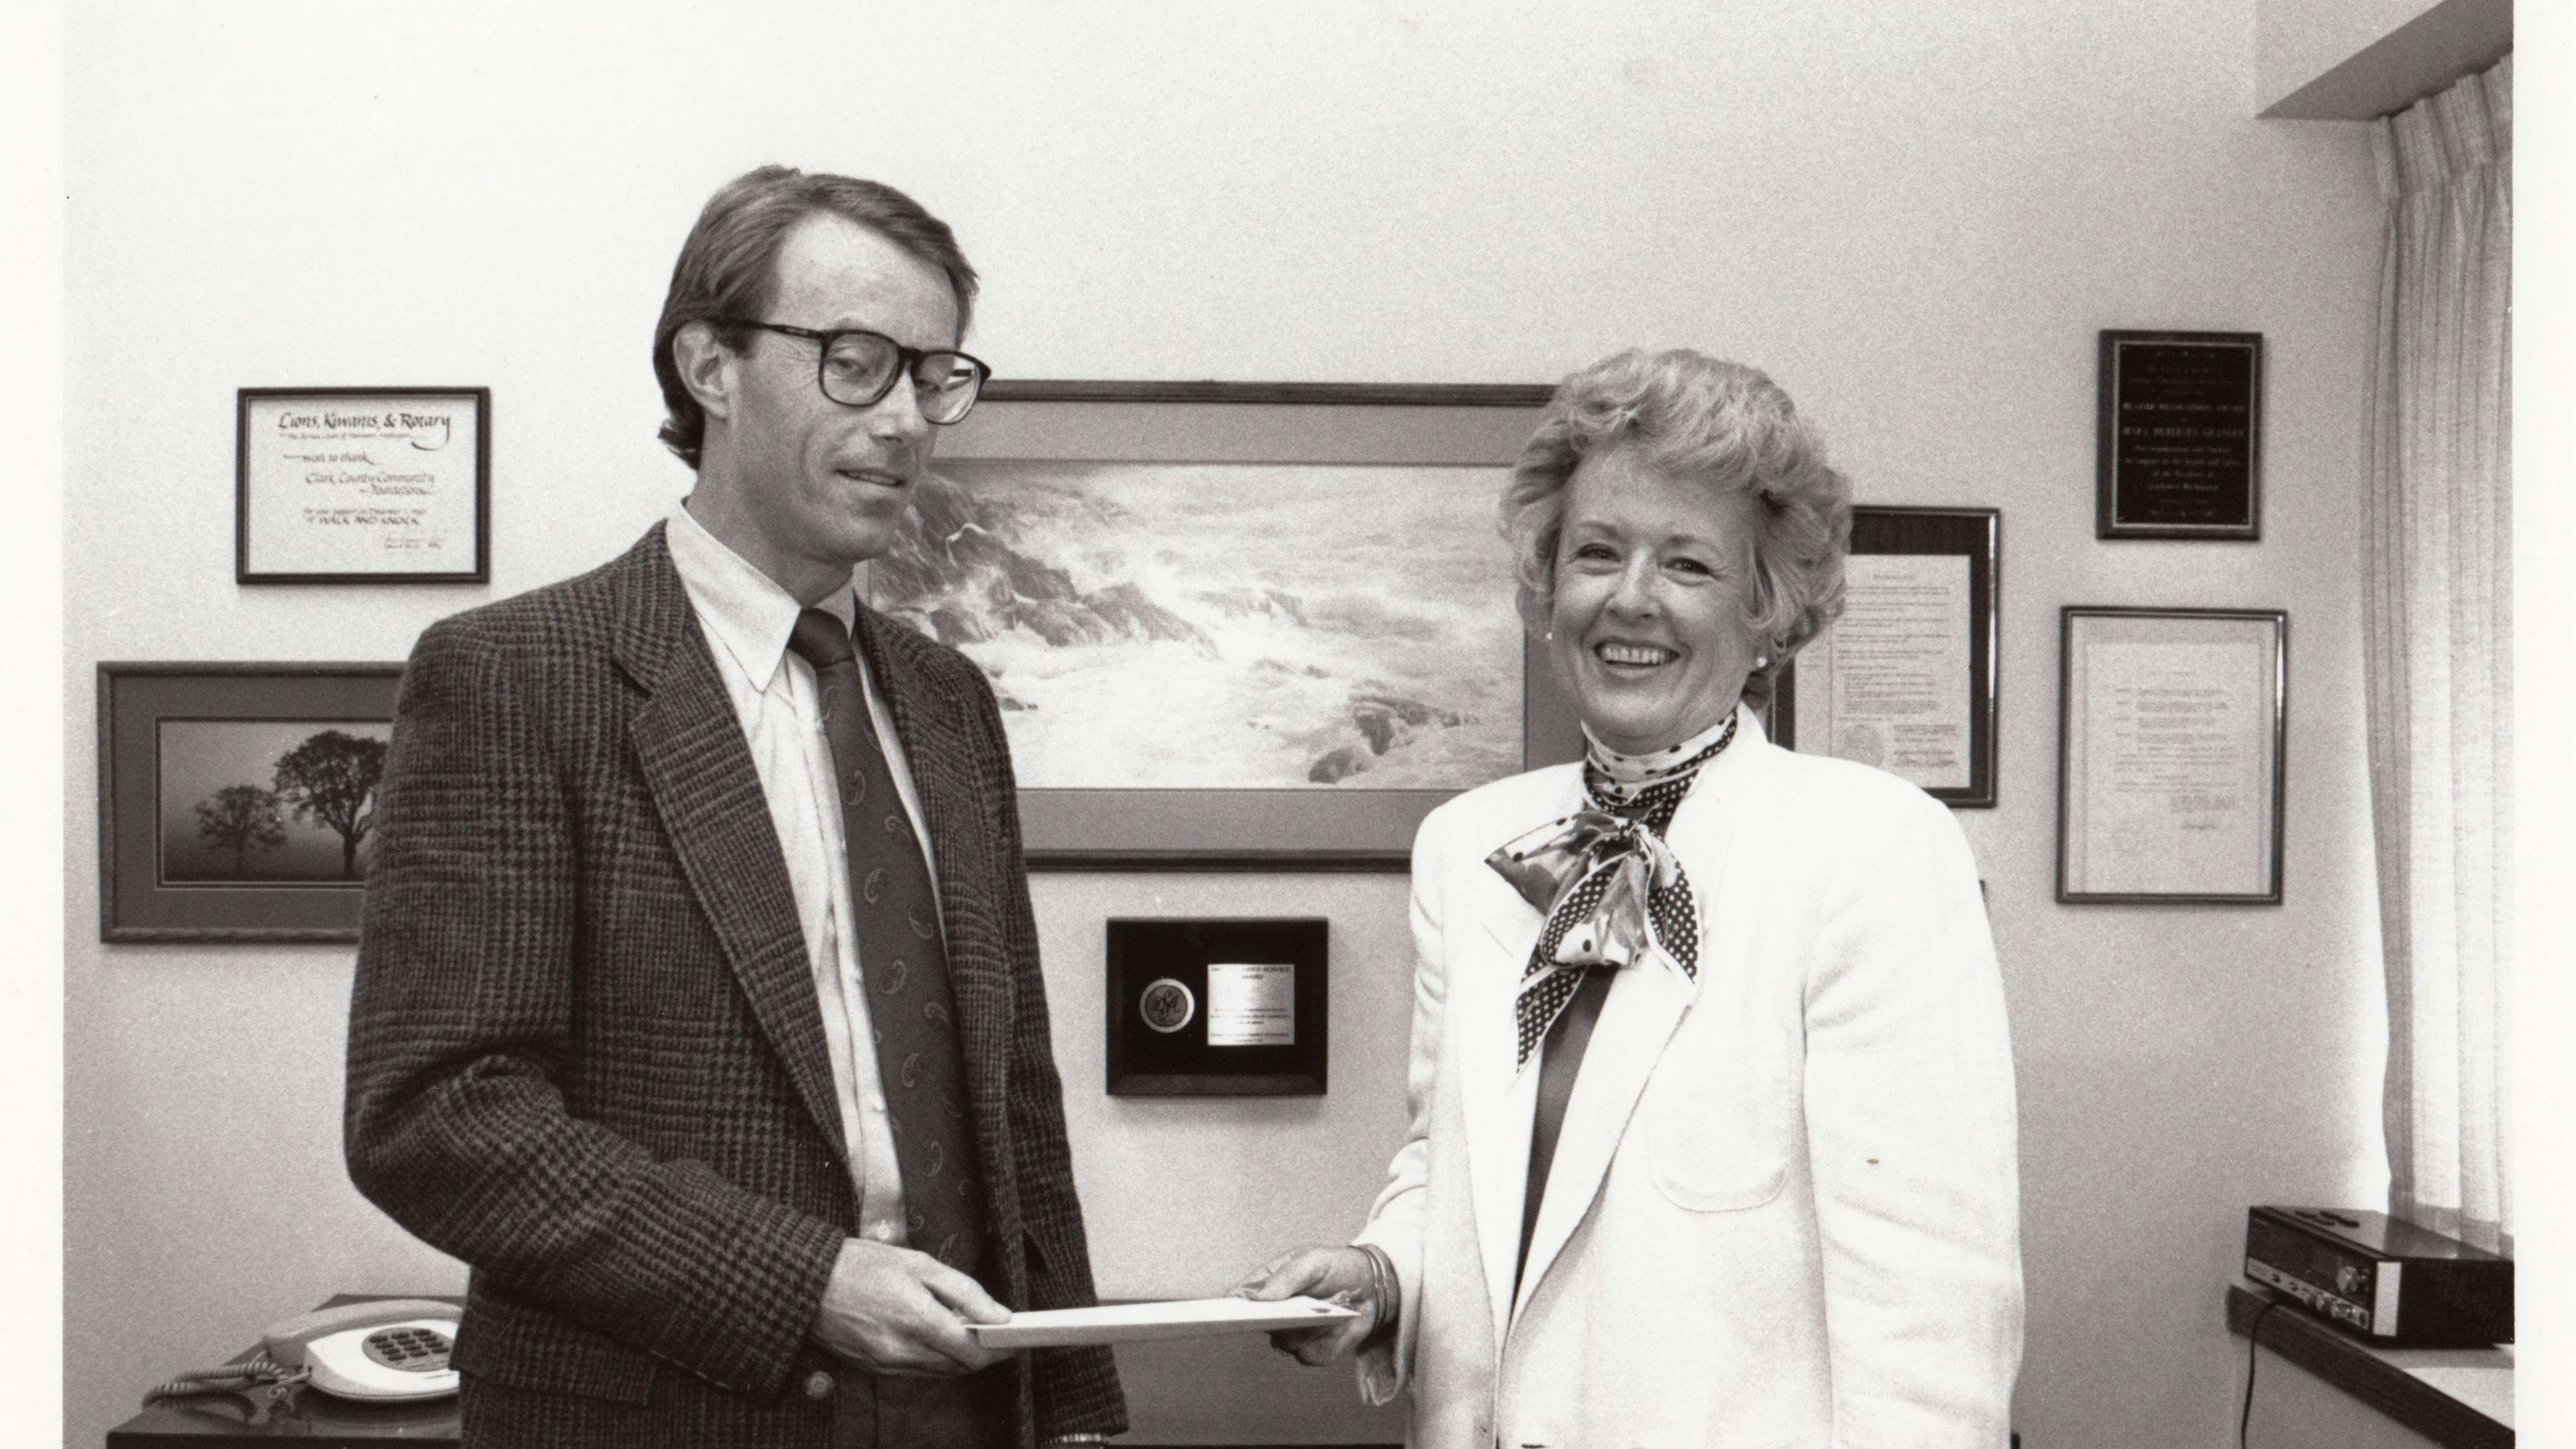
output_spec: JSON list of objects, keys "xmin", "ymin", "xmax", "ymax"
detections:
[{"xmin": 1228, "ymin": 1243, "xmax": 1385, "ymax": 1366}]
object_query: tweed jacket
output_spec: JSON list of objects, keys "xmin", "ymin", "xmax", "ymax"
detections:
[
  {"xmin": 1350, "ymin": 709, "xmax": 2023, "ymax": 1448},
  {"xmin": 344, "ymin": 524, "xmax": 1125, "ymax": 1448}
]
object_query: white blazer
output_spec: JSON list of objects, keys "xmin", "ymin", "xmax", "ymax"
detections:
[{"xmin": 1352, "ymin": 708, "xmax": 2023, "ymax": 1449}]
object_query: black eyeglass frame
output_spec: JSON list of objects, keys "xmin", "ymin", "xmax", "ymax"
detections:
[{"xmin": 717, "ymin": 318, "xmax": 993, "ymax": 422}]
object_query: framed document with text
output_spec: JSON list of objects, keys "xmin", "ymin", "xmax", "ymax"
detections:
[
  {"xmin": 1774, "ymin": 506, "xmax": 1999, "ymax": 807},
  {"xmin": 2096, "ymin": 331, "xmax": 2263, "ymax": 540},
  {"xmin": 237, "ymin": 387, "xmax": 491, "ymax": 582},
  {"xmin": 2056, "ymin": 607, "xmax": 2286, "ymax": 903}
]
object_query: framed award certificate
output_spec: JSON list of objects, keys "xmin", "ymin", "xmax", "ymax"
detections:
[
  {"xmin": 237, "ymin": 387, "xmax": 491, "ymax": 583},
  {"xmin": 2056, "ymin": 607, "xmax": 2288, "ymax": 903},
  {"xmin": 1773, "ymin": 506, "xmax": 1999, "ymax": 806}
]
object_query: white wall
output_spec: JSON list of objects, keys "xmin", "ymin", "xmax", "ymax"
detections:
[{"xmin": 64, "ymin": 3, "xmax": 2393, "ymax": 1445}]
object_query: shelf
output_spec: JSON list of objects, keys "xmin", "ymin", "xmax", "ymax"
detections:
[{"xmin": 2225, "ymin": 1282, "xmax": 2511, "ymax": 1449}]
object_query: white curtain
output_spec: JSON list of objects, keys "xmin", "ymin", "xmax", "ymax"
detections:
[{"xmin": 2361, "ymin": 55, "xmax": 2512, "ymax": 1255}]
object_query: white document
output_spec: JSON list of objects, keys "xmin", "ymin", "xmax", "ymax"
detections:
[
  {"xmin": 2070, "ymin": 639, "xmax": 2270, "ymax": 894},
  {"xmin": 241, "ymin": 393, "xmax": 482, "ymax": 574},
  {"xmin": 966, "ymin": 1295, "xmax": 1358, "ymax": 1348},
  {"xmin": 1793, "ymin": 554, "xmax": 1972, "ymax": 789},
  {"xmin": 1205, "ymin": 961, "xmax": 1295, "ymax": 1046}
]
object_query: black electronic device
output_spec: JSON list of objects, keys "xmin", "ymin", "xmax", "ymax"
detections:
[{"xmin": 2243, "ymin": 1206, "xmax": 2512, "ymax": 1346}]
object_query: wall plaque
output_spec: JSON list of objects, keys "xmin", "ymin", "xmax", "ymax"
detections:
[
  {"xmin": 237, "ymin": 387, "xmax": 492, "ymax": 582},
  {"xmin": 2096, "ymin": 331, "xmax": 2263, "ymax": 540},
  {"xmin": 1106, "ymin": 918, "xmax": 1327, "ymax": 1095}
]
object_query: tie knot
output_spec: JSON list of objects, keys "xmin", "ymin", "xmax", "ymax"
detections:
[{"xmin": 787, "ymin": 609, "xmax": 858, "ymax": 672}]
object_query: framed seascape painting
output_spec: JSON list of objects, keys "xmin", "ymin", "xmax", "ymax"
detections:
[
  {"xmin": 99, "ymin": 663, "xmax": 403, "ymax": 941},
  {"xmin": 868, "ymin": 381, "xmax": 1576, "ymax": 869}
]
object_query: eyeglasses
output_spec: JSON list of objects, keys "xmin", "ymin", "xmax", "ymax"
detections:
[{"xmin": 720, "ymin": 320, "xmax": 992, "ymax": 425}]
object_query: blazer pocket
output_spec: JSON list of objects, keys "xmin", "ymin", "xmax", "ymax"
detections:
[
  {"xmin": 1644, "ymin": 1051, "xmax": 1797, "ymax": 1213},
  {"xmin": 453, "ymin": 1288, "xmax": 659, "ymax": 1405}
]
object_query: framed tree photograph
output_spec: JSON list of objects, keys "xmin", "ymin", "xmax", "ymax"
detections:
[
  {"xmin": 867, "ymin": 380, "xmax": 1576, "ymax": 870},
  {"xmin": 1773, "ymin": 506, "xmax": 1999, "ymax": 806},
  {"xmin": 98, "ymin": 663, "xmax": 403, "ymax": 941},
  {"xmin": 2055, "ymin": 608, "xmax": 2288, "ymax": 903},
  {"xmin": 2096, "ymin": 330, "xmax": 2264, "ymax": 540},
  {"xmin": 237, "ymin": 386, "xmax": 492, "ymax": 582}
]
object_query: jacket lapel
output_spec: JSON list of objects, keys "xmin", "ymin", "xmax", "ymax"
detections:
[
  {"xmin": 612, "ymin": 525, "xmax": 849, "ymax": 1173},
  {"xmin": 1465, "ymin": 879, "xmax": 1543, "ymax": 1354},
  {"xmin": 849, "ymin": 605, "xmax": 1014, "ymax": 1156},
  {"xmin": 1460, "ymin": 774, "xmax": 1586, "ymax": 1352},
  {"xmin": 1505, "ymin": 706, "xmax": 1761, "ymax": 1327},
  {"xmin": 1507, "ymin": 953, "xmax": 1694, "ymax": 1324}
]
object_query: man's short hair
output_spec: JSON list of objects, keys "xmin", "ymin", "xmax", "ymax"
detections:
[{"xmin": 653, "ymin": 165, "xmax": 980, "ymax": 469}]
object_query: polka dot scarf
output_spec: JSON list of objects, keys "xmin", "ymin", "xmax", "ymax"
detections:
[{"xmin": 1486, "ymin": 711, "xmax": 1738, "ymax": 1072}]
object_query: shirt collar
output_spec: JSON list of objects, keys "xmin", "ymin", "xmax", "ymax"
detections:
[{"xmin": 665, "ymin": 499, "xmax": 858, "ymax": 693}]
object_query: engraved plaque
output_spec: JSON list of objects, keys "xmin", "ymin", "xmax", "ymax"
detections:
[
  {"xmin": 2097, "ymin": 330, "xmax": 2262, "ymax": 540},
  {"xmin": 1105, "ymin": 919, "xmax": 1327, "ymax": 1095}
]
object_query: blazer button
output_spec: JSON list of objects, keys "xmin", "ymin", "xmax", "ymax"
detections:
[{"xmin": 803, "ymin": 1369, "xmax": 835, "ymax": 1400}]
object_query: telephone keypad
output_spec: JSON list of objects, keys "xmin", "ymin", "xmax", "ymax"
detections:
[{"xmin": 361, "ymin": 1326, "xmax": 455, "ymax": 1374}]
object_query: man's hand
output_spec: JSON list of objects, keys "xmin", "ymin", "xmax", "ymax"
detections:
[
  {"xmin": 810, "ymin": 1238, "xmax": 1016, "ymax": 1377},
  {"xmin": 1228, "ymin": 1243, "xmax": 1382, "ymax": 1366}
]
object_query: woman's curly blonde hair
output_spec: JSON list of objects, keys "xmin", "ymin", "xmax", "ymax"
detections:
[{"xmin": 1499, "ymin": 349, "xmax": 1853, "ymax": 711}]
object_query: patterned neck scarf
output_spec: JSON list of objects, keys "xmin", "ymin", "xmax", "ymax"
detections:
[{"xmin": 1486, "ymin": 711, "xmax": 1738, "ymax": 1071}]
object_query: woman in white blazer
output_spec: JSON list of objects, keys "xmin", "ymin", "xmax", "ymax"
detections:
[{"xmin": 1235, "ymin": 350, "xmax": 2023, "ymax": 1448}]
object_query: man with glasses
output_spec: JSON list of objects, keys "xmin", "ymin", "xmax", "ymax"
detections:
[{"xmin": 346, "ymin": 167, "xmax": 1125, "ymax": 1449}]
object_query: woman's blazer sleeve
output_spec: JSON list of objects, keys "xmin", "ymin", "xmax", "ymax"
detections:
[
  {"xmin": 1802, "ymin": 785, "xmax": 2023, "ymax": 1443},
  {"xmin": 1348, "ymin": 800, "xmax": 1456, "ymax": 1406}
]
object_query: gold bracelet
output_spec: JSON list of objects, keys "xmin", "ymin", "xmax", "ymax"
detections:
[{"xmin": 1358, "ymin": 1243, "xmax": 1397, "ymax": 1337}]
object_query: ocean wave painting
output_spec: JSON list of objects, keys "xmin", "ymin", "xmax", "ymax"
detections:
[{"xmin": 870, "ymin": 460, "xmax": 1522, "ymax": 790}]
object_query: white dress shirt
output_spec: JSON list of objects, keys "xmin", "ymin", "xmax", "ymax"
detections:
[{"xmin": 664, "ymin": 500, "xmax": 942, "ymax": 1250}]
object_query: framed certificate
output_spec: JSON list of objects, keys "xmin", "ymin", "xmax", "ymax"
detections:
[
  {"xmin": 1773, "ymin": 506, "xmax": 1999, "ymax": 806},
  {"xmin": 237, "ymin": 387, "xmax": 491, "ymax": 582},
  {"xmin": 1105, "ymin": 917, "xmax": 1328, "ymax": 1095},
  {"xmin": 2056, "ymin": 608, "xmax": 2287, "ymax": 903},
  {"xmin": 2096, "ymin": 331, "xmax": 2264, "ymax": 540}
]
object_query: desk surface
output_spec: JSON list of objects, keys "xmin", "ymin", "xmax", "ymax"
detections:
[
  {"xmin": 106, "ymin": 1296, "xmax": 1405, "ymax": 1448},
  {"xmin": 2226, "ymin": 1282, "xmax": 2513, "ymax": 1448}
]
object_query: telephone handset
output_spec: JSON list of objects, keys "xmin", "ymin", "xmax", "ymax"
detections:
[{"xmin": 261, "ymin": 1298, "xmax": 461, "ymax": 1400}]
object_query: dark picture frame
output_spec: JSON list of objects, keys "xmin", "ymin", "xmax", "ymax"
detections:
[
  {"xmin": 879, "ymin": 380, "xmax": 1577, "ymax": 872},
  {"xmin": 1105, "ymin": 917, "xmax": 1329, "ymax": 1096},
  {"xmin": 2055, "ymin": 608, "xmax": 2288, "ymax": 904},
  {"xmin": 98, "ymin": 662, "xmax": 403, "ymax": 942},
  {"xmin": 238, "ymin": 386, "xmax": 492, "ymax": 583},
  {"xmin": 2096, "ymin": 330, "xmax": 2264, "ymax": 540},
  {"xmin": 1772, "ymin": 506, "xmax": 2000, "ymax": 807}
]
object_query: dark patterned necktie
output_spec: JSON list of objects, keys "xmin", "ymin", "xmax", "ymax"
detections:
[
  {"xmin": 787, "ymin": 609, "xmax": 987, "ymax": 1276},
  {"xmin": 1486, "ymin": 713, "xmax": 1736, "ymax": 1070}
]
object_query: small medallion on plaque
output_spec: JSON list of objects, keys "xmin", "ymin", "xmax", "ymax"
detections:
[{"xmin": 1139, "ymin": 977, "xmax": 1197, "ymax": 1035}]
